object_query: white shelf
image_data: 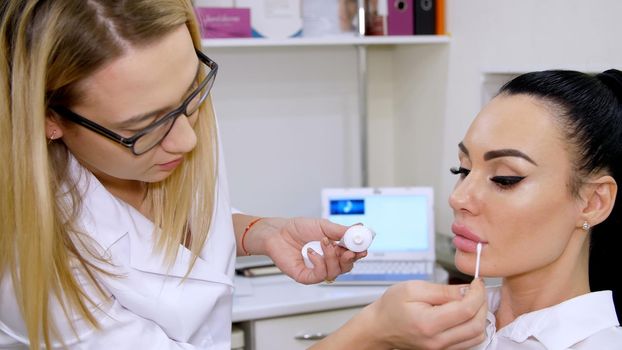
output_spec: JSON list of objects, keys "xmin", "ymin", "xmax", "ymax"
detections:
[{"xmin": 201, "ymin": 35, "xmax": 449, "ymax": 48}]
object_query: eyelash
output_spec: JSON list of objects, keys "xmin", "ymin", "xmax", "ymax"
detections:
[
  {"xmin": 449, "ymin": 166, "xmax": 470, "ymax": 178},
  {"xmin": 449, "ymin": 166, "xmax": 526, "ymax": 189}
]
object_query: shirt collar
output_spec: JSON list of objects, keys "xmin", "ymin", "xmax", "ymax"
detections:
[{"xmin": 487, "ymin": 287, "xmax": 619, "ymax": 350}]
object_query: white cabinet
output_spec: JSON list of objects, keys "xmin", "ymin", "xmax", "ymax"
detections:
[
  {"xmin": 239, "ymin": 306, "xmax": 362, "ymax": 350},
  {"xmin": 202, "ymin": 36, "xmax": 449, "ymax": 219}
]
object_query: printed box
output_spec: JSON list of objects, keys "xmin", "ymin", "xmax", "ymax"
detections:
[
  {"xmin": 195, "ymin": 7, "xmax": 252, "ymax": 39},
  {"xmin": 235, "ymin": 0, "xmax": 302, "ymax": 39}
]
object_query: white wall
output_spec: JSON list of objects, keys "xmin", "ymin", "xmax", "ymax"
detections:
[
  {"xmin": 435, "ymin": 0, "xmax": 622, "ymax": 235},
  {"xmin": 208, "ymin": 46, "xmax": 361, "ymax": 217}
]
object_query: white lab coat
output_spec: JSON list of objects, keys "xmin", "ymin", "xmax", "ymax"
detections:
[
  {"xmin": 0, "ymin": 149, "xmax": 237, "ymax": 349},
  {"xmin": 474, "ymin": 287, "xmax": 622, "ymax": 349}
]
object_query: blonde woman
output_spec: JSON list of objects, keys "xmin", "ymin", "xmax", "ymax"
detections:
[
  {"xmin": 0, "ymin": 0, "xmax": 365, "ymax": 348},
  {"xmin": 0, "ymin": 1, "xmax": 490, "ymax": 349}
]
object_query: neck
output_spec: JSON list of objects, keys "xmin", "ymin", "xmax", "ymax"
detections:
[
  {"xmin": 91, "ymin": 169, "xmax": 148, "ymax": 213},
  {"xmin": 495, "ymin": 230, "xmax": 591, "ymax": 330}
]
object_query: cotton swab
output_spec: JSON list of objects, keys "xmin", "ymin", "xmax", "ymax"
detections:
[{"xmin": 474, "ymin": 242, "xmax": 482, "ymax": 279}]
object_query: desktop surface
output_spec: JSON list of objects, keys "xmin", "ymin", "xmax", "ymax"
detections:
[{"xmin": 232, "ymin": 274, "xmax": 387, "ymax": 322}]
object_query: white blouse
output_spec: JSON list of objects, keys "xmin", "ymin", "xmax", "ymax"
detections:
[
  {"xmin": 0, "ymin": 149, "xmax": 237, "ymax": 349},
  {"xmin": 474, "ymin": 287, "xmax": 622, "ymax": 350}
]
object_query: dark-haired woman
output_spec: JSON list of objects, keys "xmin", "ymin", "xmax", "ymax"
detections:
[{"xmin": 447, "ymin": 69, "xmax": 622, "ymax": 348}]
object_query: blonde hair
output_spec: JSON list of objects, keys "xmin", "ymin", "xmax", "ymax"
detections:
[{"xmin": 0, "ymin": 1, "xmax": 218, "ymax": 348}]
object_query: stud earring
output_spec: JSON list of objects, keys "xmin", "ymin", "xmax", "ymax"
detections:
[
  {"xmin": 48, "ymin": 130, "xmax": 56, "ymax": 144},
  {"xmin": 582, "ymin": 221, "xmax": 591, "ymax": 231}
]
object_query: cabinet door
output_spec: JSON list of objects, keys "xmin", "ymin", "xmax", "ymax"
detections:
[{"xmin": 252, "ymin": 307, "xmax": 362, "ymax": 350}]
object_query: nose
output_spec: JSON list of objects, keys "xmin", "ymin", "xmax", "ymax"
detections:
[
  {"xmin": 448, "ymin": 173, "xmax": 481, "ymax": 215},
  {"xmin": 160, "ymin": 114, "xmax": 197, "ymax": 154}
]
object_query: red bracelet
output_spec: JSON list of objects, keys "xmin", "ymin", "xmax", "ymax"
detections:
[{"xmin": 241, "ymin": 217, "xmax": 262, "ymax": 256}]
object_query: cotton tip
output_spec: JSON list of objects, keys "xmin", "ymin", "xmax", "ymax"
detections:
[{"xmin": 474, "ymin": 242, "xmax": 482, "ymax": 279}]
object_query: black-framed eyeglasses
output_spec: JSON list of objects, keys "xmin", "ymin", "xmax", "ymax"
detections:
[{"xmin": 51, "ymin": 50, "xmax": 218, "ymax": 155}]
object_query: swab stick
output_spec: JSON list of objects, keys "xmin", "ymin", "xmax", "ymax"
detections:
[{"xmin": 475, "ymin": 242, "xmax": 482, "ymax": 279}]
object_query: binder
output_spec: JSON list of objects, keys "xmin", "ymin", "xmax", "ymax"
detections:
[
  {"xmin": 435, "ymin": 0, "xmax": 445, "ymax": 34},
  {"xmin": 414, "ymin": 0, "xmax": 435, "ymax": 35},
  {"xmin": 387, "ymin": 0, "xmax": 414, "ymax": 35}
]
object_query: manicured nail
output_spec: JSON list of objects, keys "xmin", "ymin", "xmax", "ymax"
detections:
[{"xmin": 460, "ymin": 286, "xmax": 470, "ymax": 297}]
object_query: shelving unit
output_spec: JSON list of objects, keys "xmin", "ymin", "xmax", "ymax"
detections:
[
  {"xmin": 201, "ymin": 35, "xmax": 449, "ymax": 48},
  {"xmin": 202, "ymin": 35, "xmax": 450, "ymax": 217}
]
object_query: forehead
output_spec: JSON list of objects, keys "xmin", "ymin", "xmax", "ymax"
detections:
[
  {"xmin": 463, "ymin": 94, "xmax": 569, "ymax": 162},
  {"xmin": 71, "ymin": 25, "xmax": 197, "ymax": 123}
]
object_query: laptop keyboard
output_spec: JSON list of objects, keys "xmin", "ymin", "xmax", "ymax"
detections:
[
  {"xmin": 350, "ymin": 260, "xmax": 434, "ymax": 275},
  {"xmin": 331, "ymin": 260, "xmax": 435, "ymax": 284}
]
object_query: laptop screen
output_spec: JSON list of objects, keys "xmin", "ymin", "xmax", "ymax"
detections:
[{"xmin": 322, "ymin": 187, "xmax": 435, "ymax": 259}]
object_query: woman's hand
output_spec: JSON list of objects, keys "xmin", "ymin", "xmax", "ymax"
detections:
[
  {"xmin": 366, "ymin": 278, "xmax": 488, "ymax": 349},
  {"xmin": 311, "ymin": 278, "xmax": 488, "ymax": 350},
  {"xmin": 255, "ymin": 217, "xmax": 367, "ymax": 284}
]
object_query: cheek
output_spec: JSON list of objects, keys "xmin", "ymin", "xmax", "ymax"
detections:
[
  {"xmin": 63, "ymin": 133, "xmax": 150, "ymax": 180},
  {"xmin": 456, "ymin": 181, "xmax": 577, "ymax": 278},
  {"xmin": 485, "ymin": 185, "xmax": 577, "ymax": 276}
]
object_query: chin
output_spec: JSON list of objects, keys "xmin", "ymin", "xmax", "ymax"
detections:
[
  {"xmin": 144, "ymin": 172, "xmax": 174, "ymax": 183},
  {"xmin": 454, "ymin": 250, "xmax": 474, "ymax": 276}
]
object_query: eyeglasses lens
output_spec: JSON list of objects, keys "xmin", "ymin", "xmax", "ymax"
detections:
[{"xmin": 133, "ymin": 73, "xmax": 215, "ymax": 155}]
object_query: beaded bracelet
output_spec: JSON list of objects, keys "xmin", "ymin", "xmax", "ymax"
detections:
[{"xmin": 241, "ymin": 217, "xmax": 262, "ymax": 256}]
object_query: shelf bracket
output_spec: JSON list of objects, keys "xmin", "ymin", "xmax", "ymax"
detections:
[
  {"xmin": 356, "ymin": 44, "xmax": 368, "ymax": 187},
  {"xmin": 356, "ymin": 0, "xmax": 368, "ymax": 187}
]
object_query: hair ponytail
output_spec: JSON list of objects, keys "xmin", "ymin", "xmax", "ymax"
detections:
[{"xmin": 590, "ymin": 69, "xmax": 622, "ymax": 324}]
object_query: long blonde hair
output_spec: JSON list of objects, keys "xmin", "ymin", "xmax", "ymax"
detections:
[{"xmin": 0, "ymin": 1, "xmax": 218, "ymax": 348}]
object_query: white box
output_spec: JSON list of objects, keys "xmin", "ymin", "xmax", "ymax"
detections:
[{"xmin": 236, "ymin": 0, "xmax": 302, "ymax": 39}]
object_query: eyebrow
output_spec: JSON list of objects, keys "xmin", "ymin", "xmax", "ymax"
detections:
[
  {"xmin": 458, "ymin": 142, "xmax": 538, "ymax": 165},
  {"xmin": 113, "ymin": 61, "xmax": 201, "ymax": 129}
]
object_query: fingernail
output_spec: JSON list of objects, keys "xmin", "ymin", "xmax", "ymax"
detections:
[
  {"xmin": 322, "ymin": 237, "xmax": 330, "ymax": 245},
  {"xmin": 460, "ymin": 286, "xmax": 470, "ymax": 297}
]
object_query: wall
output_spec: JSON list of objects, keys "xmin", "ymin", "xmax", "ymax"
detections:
[
  {"xmin": 208, "ymin": 46, "xmax": 362, "ymax": 217},
  {"xmin": 208, "ymin": 41, "xmax": 449, "ymax": 218}
]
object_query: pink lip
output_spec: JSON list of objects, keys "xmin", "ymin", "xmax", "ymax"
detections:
[
  {"xmin": 157, "ymin": 157, "xmax": 183, "ymax": 171},
  {"xmin": 451, "ymin": 223, "xmax": 487, "ymax": 253}
]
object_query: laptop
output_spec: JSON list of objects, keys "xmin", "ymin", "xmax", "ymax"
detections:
[{"xmin": 321, "ymin": 187, "xmax": 436, "ymax": 285}]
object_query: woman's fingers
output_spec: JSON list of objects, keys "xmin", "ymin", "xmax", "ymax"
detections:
[
  {"xmin": 338, "ymin": 250, "xmax": 356, "ymax": 273},
  {"xmin": 434, "ymin": 289, "xmax": 489, "ymax": 349},
  {"xmin": 321, "ymin": 238, "xmax": 342, "ymax": 281}
]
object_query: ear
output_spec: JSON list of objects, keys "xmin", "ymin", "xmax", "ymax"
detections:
[
  {"xmin": 578, "ymin": 175, "xmax": 617, "ymax": 228},
  {"xmin": 45, "ymin": 114, "xmax": 64, "ymax": 140}
]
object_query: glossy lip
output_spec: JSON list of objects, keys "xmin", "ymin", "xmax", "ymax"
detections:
[
  {"xmin": 157, "ymin": 157, "xmax": 183, "ymax": 171},
  {"xmin": 451, "ymin": 223, "xmax": 486, "ymax": 243},
  {"xmin": 451, "ymin": 222, "xmax": 488, "ymax": 253}
]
